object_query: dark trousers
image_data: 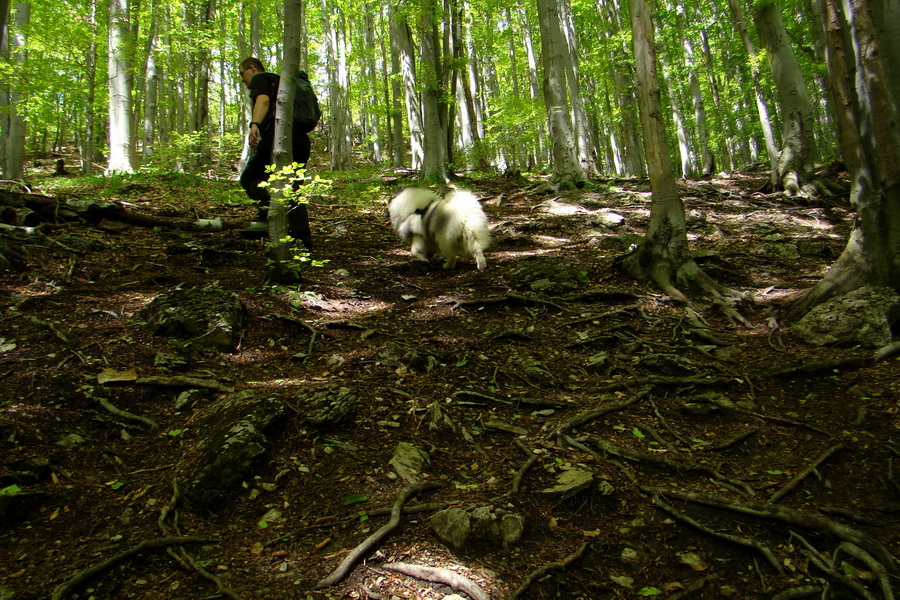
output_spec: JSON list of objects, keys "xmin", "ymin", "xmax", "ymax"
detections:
[{"xmin": 240, "ymin": 129, "xmax": 313, "ymax": 248}]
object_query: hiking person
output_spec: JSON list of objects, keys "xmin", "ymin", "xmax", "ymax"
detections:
[{"xmin": 238, "ymin": 57, "xmax": 313, "ymax": 250}]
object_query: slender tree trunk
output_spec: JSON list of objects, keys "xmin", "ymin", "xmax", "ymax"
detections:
[
  {"xmin": 418, "ymin": 0, "xmax": 448, "ymax": 181},
  {"xmin": 728, "ymin": 0, "xmax": 779, "ymax": 173},
  {"xmin": 791, "ymin": 0, "xmax": 900, "ymax": 314},
  {"xmin": 665, "ymin": 71, "xmax": 695, "ymax": 178},
  {"xmin": 83, "ymin": 0, "xmax": 98, "ymax": 174},
  {"xmin": 536, "ymin": 0, "xmax": 584, "ymax": 186},
  {"xmin": 3, "ymin": 2, "xmax": 28, "ymax": 180},
  {"xmin": 388, "ymin": 5, "xmax": 405, "ymax": 168},
  {"xmin": 267, "ymin": 0, "xmax": 302, "ymax": 282},
  {"xmin": 108, "ymin": 0, "xmax": 134, "ymax": 173},
  {"xmin": 620, "ymin": 0, "xmax": 737, "ymax": 306},
  {"xmin": 143, "ymin": 31, "xmax": 158, "ymax": 163},
  {"xmin": 676, "ymin": 2, "xmax": 714, "ymax": 175},
  {"xmin": 558, "ymin": 0, "xmax": 598, "ymax": 176},
  {"xmin": 754, "ymin": 1, "xmax": 820, "ymax": 196},
  {"xmin": 322, "ymin": 1, "xmax": 352, "ymax": 170},
  {"xmin": 394, "ymin": 4, "xmax": 424, "ymax": 170},
  {"xmin": 364, "ymin": 8, "xmax": 382, "ymax": 163}
]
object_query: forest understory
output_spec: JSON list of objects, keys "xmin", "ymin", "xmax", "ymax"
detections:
[{"xmin": 1, "ymin": 161, "xmax": 898, "ymax": 600}]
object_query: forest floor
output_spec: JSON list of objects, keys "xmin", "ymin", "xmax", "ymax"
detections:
[{"xmin": 0, "ymin": 160, "xmax": 898, "ymax": 600}]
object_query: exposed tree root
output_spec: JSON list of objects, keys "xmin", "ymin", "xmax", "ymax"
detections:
[
  {"xmin": 791, "ymin": 532, "xmax": 887, "ymax": 600},
  {"xmin": 316, "ymin": 482, "xmax": 439, "ymax": 588},
  {"xmin": 50, "ymin": 536, "xmax": 218, "ymax": 600},
  {"xmin": 547, "ymin": 387, "xmax": 649, "ymax": 440},
  {"xmin": 643, "ymin": 486, "xmax": 898, "ymax": 574},
  {"xmin": 507, "ymin": 542, "xmax": 588, "ymax": 600},
  {"xmin": 580, "ymin": 435, "xmax": 754, "ymax": 496},
  {"xmin": 452, "ymin": 293, "xmax": 572, "ymax": 313},
  {"xmin": 134, "ymin": 375, "xmax": 234, "ymax": 393},
  {"xmin": 650, "ymin": 495, "xmax": 785, "ymax": 575},
  {"xmin": 511, "ymin": 440, "xmax": 538, "ymax": 495},
  {"xmin": 94, "ymin": 395, "xmax": 159, "ymax": 431},
  {"xmin": 768, "ymin": 443, "xmax": 845, "ymax": 503},
  {"xmin": 704, "ymin": 394, "xmax": 836, "ymax": 437},
  {"xmin": 379, "ymin": 562, "xmax": 490, "ymax": 600}
]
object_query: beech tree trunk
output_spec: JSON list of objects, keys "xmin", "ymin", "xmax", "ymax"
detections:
[
  {"xmin": 3, "ymin": 3, "xmax": 28, "ymax": 180},
  {"xmin": 418, "ymin": 0, "xmax": 448, "ymax": 182},
  {"xmin": 393, "ymin": 5, "xmax": 424, "ymax": 170},
  {"xmin": 266, "ymin": 0, "xmax": 302, "ymax": 283},
  {"xmin": 754, "ymin": 1, "xmax": 820, "ymax": 197},
  {"xmin": 619, "ymin": 0, "xmax": 737, "ymax": 306},
  {"xmin": 536, "ymin": 0, "xmax": 585, "ymax": 186},
  {"xmin": 791, "ymin": 0, "xmax": 900, "ymax": 315},
  {"xmin": 107, "ymin": 0, "xmax": 135, "ymax": 173}
]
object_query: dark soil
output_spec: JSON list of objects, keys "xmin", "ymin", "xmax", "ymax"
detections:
[{"xmin": 1, "ymin": 165, "xmax": 898, "ymax": 600}]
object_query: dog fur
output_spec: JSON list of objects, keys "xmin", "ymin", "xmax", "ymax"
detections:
[{"xmin": 389, "ymin": 187, "xmax": 491, "ymax": 270}]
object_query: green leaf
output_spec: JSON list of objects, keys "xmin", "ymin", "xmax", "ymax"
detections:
[
  {"xmin": 258, "ymin": 521, "xmax": 269, "ymax": 529},
  {"xmin": 344, "ymin": 494, "xmax": 369, "ymax": 506},
  {"xmin": 0, "ymin": 484, "xmax": 22, "ymax": 495},
  {"xmin": 639, "ymin": 587, "xmax": 663, "ymax": 597},
  {"xmin": 632, "ymin": 427, "xmax": 645, "ymax": 439}
]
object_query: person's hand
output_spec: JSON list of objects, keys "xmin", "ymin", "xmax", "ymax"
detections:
[{"xmin": 249, "ymin": 124, "xmax": 260, "ymax": 148}]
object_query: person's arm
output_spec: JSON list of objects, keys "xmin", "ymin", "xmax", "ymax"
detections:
[{"xmin": 248, "ymin": 94, "xmax": 270, "ymax": 148}]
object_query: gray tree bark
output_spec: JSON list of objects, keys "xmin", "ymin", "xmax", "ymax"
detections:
[
  {"xmin": 107, "ymin": 0, "xmax": 135, "ymax": 173},
  {"xmin": 791, "ymin": 0, "xmax": 900, "ymax": 314},
  {"xmin": 754, "ymin": 1, "xmax": 821, "ymax": 196}
]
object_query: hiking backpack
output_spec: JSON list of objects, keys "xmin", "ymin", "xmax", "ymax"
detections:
[{"xmin": 293, "ymin": 71, "xmax": 321, "ymax": 133}]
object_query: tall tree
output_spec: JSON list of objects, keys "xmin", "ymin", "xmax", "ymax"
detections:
[
  {"xmin": 790, "ymin": 0, "xmax": 900, "ymax": 314},
  {"xmin": 3, "ymin": 2, "xmax": 29, "ymax": 180},
  {"xmin": 267, "ymin": 0, "xmax": 302, "ymax": 283},
  {"xmin": 754, "ymin": 1, "xmax": 820, "ymax": 196},
  {"xmin": 107, "ymin": 0, "xmax": 135, "ymax": 173},
  {"xmin": 418, "ymin": 0, "xmax": 448, "ymax": 181},
  {"xmin": 620, "ymin": 0, "xmax": 743, "ymax": 316},
  {"xmin": 536, "ymin": 0, "xmax": 585, "ymax": 187}
]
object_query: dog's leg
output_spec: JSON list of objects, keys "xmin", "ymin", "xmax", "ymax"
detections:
[
  {"xmin": 442, "ymin": 254, "xmax": 458, "ymax": 270},
  {"xmin": 410, "ymin": 235, "xmax": 431, "ymax": 263}
]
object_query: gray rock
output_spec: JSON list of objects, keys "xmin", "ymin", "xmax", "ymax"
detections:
[
  {"xmin": 138, "ymin": 285, "xmax": 246, "ymax": 350},
  {"xmin": 431, "ymin": 507, "xmax": 471, "ymax": 548},
  {"xmin": 178, "ymin": 390, "xmax": 286, "ymax": 508},
  {"xmin": 298, "ymin": 385, "xmax": 357, "ymax": 426},
  {"xmin": 794, "ymin": 287, "xmax": 900, "ymax": 348},
  {"xmin": 389, "ymin": 442, "xmax": 430, "ymax": 483},
  {"xmin": 432, "ymin": 505, "xmax": 525, "ymax": 549},
  {"xmin": 378, "ymin": 341, "xmax": 439, "ymax": 373}
]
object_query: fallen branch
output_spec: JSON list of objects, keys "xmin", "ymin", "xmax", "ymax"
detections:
[
  {"xmin": 380, "ymin": 562, "xmax": 490, "ymax": 600},
  {"xmin": 768, "ymin": 443, "xmax": 846, "ymax": 503},
  {"xmin": 316, "ymin": 482, "xmax": 439, "ymax": 588},
  {"xmin": 507, "ymin": 542, "xmax": 588, "ymax": 600},
  {"xmin": 643, "ymin": 486, "xmax": 897, "ymax": 574},
  {"xmin": 51, "ymin": 536, "xmax": 218, "ymax": 600},
  {"xmin": 650, "ymin": 495, "xmax": 785, "ymax": 575}
]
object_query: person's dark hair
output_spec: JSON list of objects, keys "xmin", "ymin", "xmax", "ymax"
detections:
[{"xmin": 240, "ymin": 57, "xmax": 265, "ymax": 72}]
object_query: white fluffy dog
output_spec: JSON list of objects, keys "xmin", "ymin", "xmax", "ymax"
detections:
[{"xmin": 389, "ymin": 187, "xmax": 491, "ymax": 270}]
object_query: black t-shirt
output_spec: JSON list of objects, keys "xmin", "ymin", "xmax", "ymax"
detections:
[{"xmin": 249, "ymin": 72, "xmax": 279, "ymax": 133}]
